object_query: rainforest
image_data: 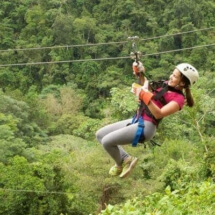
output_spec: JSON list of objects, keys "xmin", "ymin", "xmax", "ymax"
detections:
[{"xmin": 0, "ymin": 0, "xmax": 215, "ymax": 214}]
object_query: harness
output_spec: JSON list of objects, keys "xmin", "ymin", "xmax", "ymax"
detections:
[{"xmin": 130, "ymin": 81, "xmax": 184, "ymax": 147}]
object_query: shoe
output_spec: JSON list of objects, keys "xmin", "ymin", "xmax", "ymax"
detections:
[
  {"xmin": 109, "ymin": 164, "xmax": 122, "ymax": 176},
  {"xmin": 119, "ymin": 157, "xmax": 138, "ymax": 178}
]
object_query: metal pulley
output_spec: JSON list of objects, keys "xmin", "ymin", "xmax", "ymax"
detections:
[
  {"xmin": 128, "ymin": 36, "xmax": 142, "ymax": 61},
  {"xmin": 130, "ymin": 51, "xmax": 142, "ymax": 60}
]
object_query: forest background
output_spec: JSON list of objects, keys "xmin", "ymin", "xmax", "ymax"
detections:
[{"xmin": 0, "ymin": 0, "xmax": 215, "ymax": 214}]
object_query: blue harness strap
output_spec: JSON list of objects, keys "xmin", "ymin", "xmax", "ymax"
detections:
[{"xmin": 131, "ymin": 116, "xmax": 145, "ymax": 147}]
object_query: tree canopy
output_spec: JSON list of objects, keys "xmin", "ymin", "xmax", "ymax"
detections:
[{"xmin": 0, "ymin": 0, "xmax": 215, "ymax": 214}]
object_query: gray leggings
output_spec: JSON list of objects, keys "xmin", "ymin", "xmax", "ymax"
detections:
[{"xmin": 96, "ymin": 118, "xmax": 156, "ymax": 166}]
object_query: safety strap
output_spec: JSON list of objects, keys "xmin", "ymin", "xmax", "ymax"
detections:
[
  {"xmin": 132, "ymin": 117, "xmax": 144, "ymax": 147},
  {"xmin": 154, "ymin": 83, "xmax": 184, "ymax": 101}
]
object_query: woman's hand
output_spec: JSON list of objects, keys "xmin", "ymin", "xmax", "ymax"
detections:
[
  {"xmin": 132, "ymin": 61, "xmax": 145, "ymax": 76},
  {"xmin": 131, "ymin": 83, "xmax": 142, "ymax": 96}
]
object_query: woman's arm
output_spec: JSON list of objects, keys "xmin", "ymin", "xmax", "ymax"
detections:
[{"xmin": 147, "ymin": 100, "xmax": 180, "ymax": 119}]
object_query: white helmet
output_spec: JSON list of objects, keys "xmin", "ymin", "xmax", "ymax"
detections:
[{"xmin": 176, "ymin": 63, "xmax": 199, "ymax": 86}]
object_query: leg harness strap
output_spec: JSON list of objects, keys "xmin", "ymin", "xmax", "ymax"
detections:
[{"xmin": 132, "ymin": 117, "xmax": 145, "ymax": 147}]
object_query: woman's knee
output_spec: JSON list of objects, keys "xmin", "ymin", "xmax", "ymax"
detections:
[
  {"xmin": 95, "ymin": 129, "xmax": 103, "ymax": 144},
  {"xmin": 100, "ymin": 135, "xmax": 115, "ymax": 150}
]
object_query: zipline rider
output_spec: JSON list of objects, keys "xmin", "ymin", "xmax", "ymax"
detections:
[{"xmin": 96, "ymin": 62, "xmax": 199, "ymax": 178}]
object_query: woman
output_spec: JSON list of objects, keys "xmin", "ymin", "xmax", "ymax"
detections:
[{"xmin": 96, "ymin": 62, "xmax": 199, "ymax": 178}]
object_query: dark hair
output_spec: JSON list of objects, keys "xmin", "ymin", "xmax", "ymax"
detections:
[{"xmin": 181, "ymin": 75, "xmax": 194, "ymax": 107}]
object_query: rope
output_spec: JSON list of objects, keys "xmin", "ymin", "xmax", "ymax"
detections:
[
  {"xmin": 0, "ymin": 41, "xmax": 126, "ymax": 53},
  {"xmin": 0, "ymin": 43, "xmax": 214, "ymax": 67},
  {"xmin": 143, "ymin": 43, "xmax": 215, "ymax": 56},
  {"xmin": 139, "ymin": 27, "xmax": 215, "ymax": 42},
  {"xmin": 0, "ymin": 27, "xmax": 214, "ymax": 53},
  {"xmin": 0, "ymin": 188, "xmax": 72, "ymax": 196}
]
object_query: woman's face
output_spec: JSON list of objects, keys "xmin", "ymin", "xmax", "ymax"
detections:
[{"xmin": 168, "ymin": 69, "xmax": 183, "ymax": 87}]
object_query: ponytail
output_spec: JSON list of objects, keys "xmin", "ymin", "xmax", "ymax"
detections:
[
  {"xmin": 185, "ymin": 87, "xmax": 194, "ymax": 107},
  {"xmin": 181, "ymin": 74, "xmax": 194, "ymax": 107}
]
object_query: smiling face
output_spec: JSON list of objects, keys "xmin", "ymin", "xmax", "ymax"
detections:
[{"xmin": 168, "ymin": 69, "xmax": 183, "ymax": 88}]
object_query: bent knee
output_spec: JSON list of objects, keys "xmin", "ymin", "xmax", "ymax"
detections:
[
  {"xmin": 101, "ymin": 135, "xmax": 116, "ymax": 150},
  {"xmin": 95, "ymin": 130, "xmax": 103, "ymax": 144},
  {"xmin": 101, "ymin": 139, "xmax": 110, "ymax": 150}
]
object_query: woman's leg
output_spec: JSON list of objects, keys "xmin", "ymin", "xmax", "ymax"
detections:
[
  {"xmin": 96, "ymin": 119, "xmax": 156, "ymax": 166},
  {"xmin": 96, "ymin": 119, "xmax": 132, "ymax": 144},
  {"xmin": 96, "ymin": 119, "xmax": 132, "ymax": 165}
]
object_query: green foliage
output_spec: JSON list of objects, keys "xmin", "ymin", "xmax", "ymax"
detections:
[
  {"xmin": 159, "ymin": 159, "xmax": 200, "ymax": 190},
  {"xmin": 97, "ymin": 66, "xmax": 129, "ymax": 97},
  {"xmin": 0, "ymin": 113, "xmax": 27, "ymax": 163},
  {"xmin": 0, "ymin": 0, "xmax": 215, "ymax": 214},
  {"xmin": 203, "ymin": 136, "xmax": 215, "ymax": 179},
  {"xmin": 72, "ymin": 115, "xmax": 101, "ymax": 140},
  {"xmin": 40, "ymin": 85, "xmax": 83, "ymax": 116},
  {"xmin": 38, "ymin": 135, "xmax": 104, "ymax": 214},
  {"xmin": 0, "ymin": 138, "xmax": 26, "ymax": 164},
  {"xmin": 0, "ymin": 91, "xmax": 47, "ymax": 146},
  {"xmin": 100, "ymin": 180, "xmax": 215, "ymax": 215},
  {"xmin": 0, "ymin": 156, "xmax": 70, "ymax": 215},
  {"xmin": 24, "ymin": 86, "xmax": 50, "ymax": 129},
  {"xmin": 40, "ymin": 135, "xmax": 150, "ymax": 214},
  {"xmin": 52, "ymin": 14, "xmax": 75, "ymax": 44},
  {"xmin": 110, "ymin": 86, "xmax": 137, "ymax": 120},
  {"xmin": 1, "ymin": 0, "xmax": 214, "ymax": 96},
  {"xmin": 38, "ymin": 85, "xmax": 103, "ymax": 139},
  {"xmin": 40, "ymin": 84, "xmax": 61, "ymax": 99},
  {"xmin": 137, "ymin": 138, "xmax": 204, "ymax": 183},
  {"xmin": 53, "ymin": 113, "xmax": 101, "ymax": 140},
  {"xmin": 0, "ymin": 68, "xmax": 16, "ymax": 90}
]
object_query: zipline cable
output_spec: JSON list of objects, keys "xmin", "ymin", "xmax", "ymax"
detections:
[
  {"xmin": 143, "ymin": 43, "xmax": 215, "ymax": 57},
  {"xmin": 0, "ymin": 188, "xmax": 72, "ymax": 196},
  {"xmin": 0, "ymin": 43, "xmax": 214, "ymax": 67},
  {"xmin": 0, "ymin": 27, "xmax": 214, "ymax": 53},
  {"xmin": 139, "ymin": 26, "xmax": 215, "ymax": 42}
]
